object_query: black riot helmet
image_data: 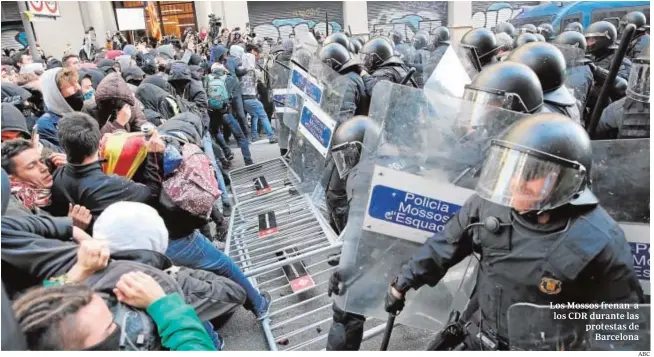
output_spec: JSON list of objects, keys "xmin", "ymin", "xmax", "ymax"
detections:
[
  {"xmin": 620, "ymin": 11, "xmax": 648, "ymax": 32},
  {"xmin": 462, "ymin": 61, "xmax": 544, "ymax": 130},
  {"xmin": 351, "ymin": 37, "xmax": 365, "ymax": 47},
  {"xmin": 350, "ymin": 40, "xmax": 362, "ymax": 54},
  {"xmin": 391, "ymin": 30, "xmax": 403, "ymax": 45},
  {"xmin": 330, "ymin": 115, "xmax": 381, "ymax": 178},
  {"xmin": 461, "ymin": 28, "xmax": 500, "ymax": 66},
  {"xmin": 476, "ymin": 112, "xmax": 596, "ymax": 213},
  {"xmin": 413, "ymin": 33, "xmax": 429, "ymax": 50},
  {"xmin": 514, "ymin": 33, "xmax": 539, "ymax": 47},
  {"xmin": 506, "ymin": 42, "xmax": 574, "ymax": 106},
  {"xmin": 584, "ymin": 21, "xmax": 618, "ymax": 54},
  {"xmin": 554, "ymin": 30, "xmax": 587, "ymax": 51},
  {"xmin": 626, "ymin": 45, "xmax": 650, "ymax": 102},
  {"xmin": 324, "ymin": 32, "xmax": 351, "ymax": 50},
  {"xmin": 361, "ymin": 37, "xmax": 400, "ymax": 71},
  {"xmin": 564, "ymin": 22, "xmax": 584, "ymax": 33},
  {"xmin": 431, "ymin": 26, "xmax": 451, "ymax": 45},
  {"xmin": 535, "ymin": 33, "xmax": 546, "ymax": 42},
  {"xmin": 319, "ymin": 43, "xmax": 359, "ymax": 73},
  {"xmin": 495, "ymin": 22, "xmax": 517, "ymax": 38},
  {"xmin": 520, "ymin": 24, "xmax": 538, "ymax": 34},
  {"xmin": 538, "ymin": 23, "xmax": 556, "ymax": 41}
]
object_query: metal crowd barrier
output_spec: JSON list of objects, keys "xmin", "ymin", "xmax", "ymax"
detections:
[{"xmin": 227, "ymin": 157, "xmax": 301, "ymax": 206}]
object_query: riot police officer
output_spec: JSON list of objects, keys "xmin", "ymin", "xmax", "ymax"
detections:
[
  {"xmin": 425, "ymin": 26, "xmax": 451, "ymax": 77},
  {"xmin": 325, "ymin": 116, "xmax": 381, "ymax": 351},
  {"xmin": 565, "ymin": 21, "xmax": 584, "ymax": 33},
  {"xmin": 514, "ymin": 32, "xmax": 538, "ymax": 48},
  {"xmin": 319, "ymin": 43, "xmax": 370, "ymax": 119},
  {"xmin": 385, "ymin": 113, "xmax": 643, "ymax": 350},
  {"xmin": 324, "ymin": 32, "xmax": 351, "ymax": 51},
  {"xmin": 409, "ymin": 32, "xmax": 431, "ymax": 88},
  {"xmin": 507, "ymin": 42, "xmax": 581, "ymax": 124},
  {"xmin": 584, "ymin": 21, "xmax": 632, "ymax": 80},
  {"xmin": 360, "ymin": 37, "xmax": 415, "ymax": 95},
  {"xmin": 463, "ymin": 61, "xmax": 547, "ymax": 115},
  {"xmin": 538, "ymin": 23, "xmax": 556, "ymax": 42},
  {"xmin": 620, "ymin": 11, "xmax": 650, "ymax": 59},
  {"xmin": 460, "ymin": 28, "xmax": 501, "ymax": 68},
  {"xmin": 391, "ymin": 29, "xmax": 413, "ymax": 62},
  {"xmin": 495, "ymin": 21, "xmax": 517, "ymax": 39},
  {"xmin": 596, "ymin": 46, "xmax": 649, "ymax": 139},
  {"xmin": 554, "ymin": 31, "xmax": 595, "ymax": 119},
  {"xmin": 520, "ymin": 23, "xmax": 538, "ymax": 34}
]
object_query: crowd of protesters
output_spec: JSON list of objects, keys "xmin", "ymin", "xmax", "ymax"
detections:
[{"xmin": 0, "ymin": 30, "xmax": 284, "ymax": 351}]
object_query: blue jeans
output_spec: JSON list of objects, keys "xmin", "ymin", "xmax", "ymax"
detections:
[
  {"xmin": 243, "ymin": 98, "xmax": 274, "ymax": 140},
  {"xmin": 210, "ymin": 110, "xmax": 253, "ymax": 164},
  {"xmin": 202, "ymin": 321, "xmax": 223, "ymax": 350},
  {"xmin": 203, "ymin": 133, "xmax": 229, "ymax": 204},
  {"xmin": 166, "ymin": 230, "xmax": 266, "ymax": 314}
]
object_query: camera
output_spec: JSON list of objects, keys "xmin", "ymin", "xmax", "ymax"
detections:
[{"xmin": 208, "ymin": 14, "xmax": 222, "ymax": 28}]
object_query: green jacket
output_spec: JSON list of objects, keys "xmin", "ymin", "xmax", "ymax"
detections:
[{"xmin": 146, "ymin": 293, "xmax": 217, "ymax": 351}]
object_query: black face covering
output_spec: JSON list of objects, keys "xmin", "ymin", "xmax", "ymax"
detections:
[
  {"xmin": 65, "ymin": 89, "xmax": 85, "ymax": 111},
  {"xmin": 83, "ymin": 323, "xmax": 121, "ymax": 351}
]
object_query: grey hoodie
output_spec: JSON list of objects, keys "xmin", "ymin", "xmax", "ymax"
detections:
[
  {"xmin": 116, "ymin": 55, "xmax": 133, "ymax": 71},
  {"xmin": 158, "ymin": 44, "xmax": 175, "ymax": 60},
  {"xmin": 40, "ymin": 68, "xmax": 73, "ymax": 117}
]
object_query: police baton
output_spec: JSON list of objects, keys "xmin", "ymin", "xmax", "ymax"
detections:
[
  {"xmin": 587, "ymin": 24, "xmax": 636, "ymax": 138},
  {"xmin": 401, "ymin": 67, "xmax": 419, "ymax": 88},
  {"xmin": 380, "ymin": 314, "xmax": 396, "ymax": 351}
]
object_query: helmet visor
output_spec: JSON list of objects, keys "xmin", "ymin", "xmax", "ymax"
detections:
[
  {"xmin": 461, "ymin": 86, "xmax": 529, "ymax": 128},
  {"xmin": 331, "ymin": 142, "xmax": 361, "ymax": 179},
  {"xmin": 627, "ymin": 60, "xmax": 650, "ymax": 102},
  {"xmin": 475, "ymin": 142, "xmax": 587, "ymax": 212}
]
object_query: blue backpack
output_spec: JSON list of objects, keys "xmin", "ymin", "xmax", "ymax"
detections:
[{"xmin": 204, "ymin": 73, "xmax": 230, "ymax": 110}]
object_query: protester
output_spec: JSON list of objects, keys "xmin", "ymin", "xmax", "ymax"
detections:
[
  {"xmin": 47, "ymin": 112, "xmax": 163, "ymax": 232},
  {"xmin": 94, "ymin": 73, "xmax": 147, "ymax": 132},
  {"xmin": 62, "ymin": 54, "xmax": 81, "ymax": 71},
  {"xmin": 241, "ymin": 44, "xmax": 277, "ymax": 143},
  {"xmin": 12, "ymin": 52, "xmax": 32, "ymax": 72},
  {"xmin": 36, "ymin": 68, "xmax": 83, "ymax": 148}
]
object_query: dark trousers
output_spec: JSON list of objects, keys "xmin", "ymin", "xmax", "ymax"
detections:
[{"xmin": 326, "ymin": 302, "xmax": 365, "ymax": 351}]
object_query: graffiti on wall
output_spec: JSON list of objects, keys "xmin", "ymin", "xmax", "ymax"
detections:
[
  {"xmin": 1, "ymin": 28, "xmax": 28, "ymax": 51},
  {"xmin": 252, "ymin": 7, "xmax": 343, "ymax": 41},
  {"xmin": 471, "ymin": 2, "xmax": 540, "ymax": 29},
  {"xmin": 367, "ymin": 1, "xmax": 447, "ymax": 39}
]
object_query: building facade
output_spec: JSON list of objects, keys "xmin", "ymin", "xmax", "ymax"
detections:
[{"xmin": 2, "ymin": 1, "xmax": 542, "ymax": 58}]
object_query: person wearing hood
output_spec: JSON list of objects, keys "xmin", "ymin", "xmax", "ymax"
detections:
[
  {"xmin": 115, "ymin": 55, "xmax": 134, "ymax": 72},
  {"xmin": 241, "ymin": 45, "xmax": 277, "ymax": 143},
  {"xmin": 19, "ymin": 62, "xmax": 45, "ymax": 75},
  {"xmin": 135, "ymin": 83, "xmax": 180, "ymax": 124},
  {"xmin": 225, "ymin": 45, "xmax": 244, "ymax": 76},
  {"xmin": 36, "ymin": 67, "xmax": 84, "ymax": 149},
  {"xmin": 206, "ymin": 62, "xmax": 254, "ymax": 166},
  {"xmin": 94, "ymin": 73, "xmax": 148, "ymax": 134},
  {"xmin": 78, "ymin": 68, "xmax": 104, "ymax": 100},
  {"xmin": 211, "ymin": 45, "xmax": 249, "ymax": 139},
  {"xmin": 121, "ymin": 66, "xmax": 146, "ymax": 94},
  {"xmin": 1, "ymin": 80, "xmax": 41, "ymax": 131},
  {"xmin": 158, "ymin": 44, "xmax": 176, "ymax": 61},
  {"xmin": 96, "ymin": 59, "xmax": 118, "ymax": 76},
  {"xmin": 122, "ymin": 44, "xmax": 137, "ymax": 57}
]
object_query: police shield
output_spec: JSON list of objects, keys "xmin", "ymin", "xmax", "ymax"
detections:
[
  {"xmin": 334, "ymin": 81, "xmax": 528, "ymax": 331},
  {"xmin": 590, "ymin": 139, "xmax": 650, "ymax": 294},
  {"xmin": 424, "ymin": 45, "xmax": 472, "ymax": 98},
  {"xmin": 508, "ymin": 303, "xmax": 651, "ymax": 351},
  {"xmin": 285, "ymin": 55, "xmax": 351, "ymax": 202},
  {"xmin": 553, "ymin": 43, "xmax": 588, "ymax": 100}
]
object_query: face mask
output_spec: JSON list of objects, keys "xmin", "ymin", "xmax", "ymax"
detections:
[
  {"xmin": 65, "ymin": 89, "xmax": 85, "ymax": 111},
  {"xmin": 83, "ymin": 89, "xmax": 95, "ymax": 101},
  {"xmin": 83, "ymin": 323, "xmax": 121, "ymax": 351}
]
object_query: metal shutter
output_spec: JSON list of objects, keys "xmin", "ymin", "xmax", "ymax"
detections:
[
  {"xmin": 247, "ymin": 1, "xmax": 344, "ymax": 41},
  {"xmin": 471, "ymin": 2, "xmax": 541, "ymax": 29},
  {"xmin": 367, "ymin": 1, "xmax": 447, "ymax": 39},
  {"xmin": 1, "ymin": 25, "xmax": 26, "ymax": 50},
  {"xmin": 1, "ymin": 2, "xmax": 22, "ymax": 22}
]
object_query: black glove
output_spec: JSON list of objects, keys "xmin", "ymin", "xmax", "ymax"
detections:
[
  {"xmin": 327, "ymin": 271, "xmax": 343, "ymax": 297},
  {"xmin": 384, "ymin": 285, "xmax": 405, "ymax": 315}
]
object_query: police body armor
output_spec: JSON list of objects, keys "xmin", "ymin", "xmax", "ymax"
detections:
[
  {"xmin": 374, "ymin": 62, "xmax": 412, "ymax": 86},
  {"xmin": 618, "ymin": 98, "xmax": 650, "ymax": 138}
]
